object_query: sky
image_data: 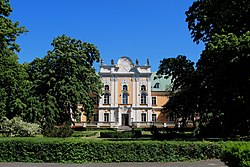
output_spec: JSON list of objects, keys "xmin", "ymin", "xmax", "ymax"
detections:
[{"xmin": 10, "ymin": 0, "xmax": 204, "ymax": 72}]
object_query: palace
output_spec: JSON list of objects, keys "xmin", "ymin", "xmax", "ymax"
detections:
[{"xmin": 80, "ymin": 56, "xmax": 174, "ymax": 128}]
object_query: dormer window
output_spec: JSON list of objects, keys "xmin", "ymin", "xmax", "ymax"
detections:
[
  {"xmin": 141, "ymin": 85, "xmax": 146, "ymax": 91},
  {"xmin": 154, "ymin": 83, "xmax": 160, "ymax": 89},
  {"xmin": 104, "ymin": 85, "xmax": 109, "ymax": 91}
]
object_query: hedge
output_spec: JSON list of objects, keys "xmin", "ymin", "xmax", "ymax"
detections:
[
  {"xmin": 221, "ymin": 142, "xmax": 250, "ymax": 167},
  {"xmin": 100, "ymin": 130, "xmax": 142, "ymax": 138},
  {"xmin": 0, "ymin": 137, "xmax": 223, "ymax": 163}
]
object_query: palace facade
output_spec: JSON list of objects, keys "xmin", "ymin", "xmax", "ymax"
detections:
[{"xmin": 80, "ymin": 57, "xmax": 174, "ymax": 128}]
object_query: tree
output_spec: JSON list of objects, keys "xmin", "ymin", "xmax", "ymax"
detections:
[
  {"xmin": 157, "ymin": 55, "xmax": 199, "ymax": 128},
  {"xmin": 0, "ymin": 0, "xmax": 29, "ymax": 121},
  {"xmin": 27, "ymin": 35, "xmax": 102, "ymax": 127},
  {"xmin": 196, "ymin": 32, "xmax": 250, "ymax": 136},
  {"xmin": 186, "ymin": 0, "xmax": 250, "ymax": 44},
  {"xmin": 158, "ymin": 33, "xmax": 250, "ymax": 137}
]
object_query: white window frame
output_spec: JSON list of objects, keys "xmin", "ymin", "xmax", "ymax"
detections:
[
  {"xmin": 104, "ymin": 93, "xmax": 110, "ymax": 104},
  {"xmin": 152, "ymin": 114, "xmax": 157, "ymax": 122},
  {"xmin": 104, "ymin": 113, "xmax": 109, "ymax": 122},
  {"xmin": 122, "ymin": 93, "xmax": 129, "ymax": 104},
  {"xmin": 141, "ymin": 93, "xmax": 147, "ymax": 104},
  {"xmin": 152, "ymin": 96, "xmax": 157, "ymax": 105},
  {"xmin": 141, "ymin": 113, "xmax": 147, "ymax": 122}
]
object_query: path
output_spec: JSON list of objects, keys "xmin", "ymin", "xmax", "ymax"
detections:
[{"xmin": 0, "ymin": 159, "xmax": 227, "ymax": 167}]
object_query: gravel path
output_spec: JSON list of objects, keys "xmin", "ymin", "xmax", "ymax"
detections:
[{"xmin": 0, "ymin": 159, "xmax": 227, "ymax": 167}]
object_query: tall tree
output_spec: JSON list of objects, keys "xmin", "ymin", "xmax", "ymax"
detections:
[
  {"xmin": 186, "ymin": 0, "xmax": 250, "ymax": 44},
  {"xmin": 196, "ymin": 32, "xmax": 250, "ymax": 136},
  {"xmin": 158, "ymin": 0, "xmax": 250, "ymax": 137},
  {"xmin": 157, "ymin": 55, "xmax": 199, "ymax": 128},
  {"xmin": 27, "ymin": 35, "xmax": 102, "ymax": 127},
  {"xmin": 0, "ymin": 0, "xmax": 28, "ymax": 121}
]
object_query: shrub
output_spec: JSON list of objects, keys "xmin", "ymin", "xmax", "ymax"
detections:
[
  {"xmin": 1, "ymin": 117, "xmax": 41, "ymax": 137},
  {"xmin": 0, "ymin": 138, "xmax": 223, "ymax": 163},
  {"xmin": 100, "ymin": 130, "xmax": 142, "ymax": 138},
  {"xmin": 221, "ymin": 142, "xmax": 250, "ymax": 167},
  {"xmin": 72, "ymin": 131, "xmax": 97, "ymax": 137},
  {"xmin": 43, "ymin": 124, "xmax": 73, "ymax": 137}
]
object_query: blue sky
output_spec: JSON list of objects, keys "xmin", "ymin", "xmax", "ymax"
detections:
[{"xmin": 10, "ymin": 0, "xmax": 204, "ymax": 72}]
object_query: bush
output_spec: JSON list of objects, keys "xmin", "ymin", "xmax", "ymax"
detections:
[
  {"xmin": 0, "ymin": 117, "xmax": 41, "ymax": 137},
  {"xmin": 72, "ymin": 131, "xmax": 97, "ymax": 137},
  {"xmin": 43, "ymin": 124, "xmax": 73, "ymax": 137},
  {"xmin": 221, "ymin": 142, "xmax": 250, "ymax": 167},
  {"xmin": 0, "ymin": 138, "xmax": 223, "ymax": 163},
  {"xmin": 100, "ymin": 130, "xmax": 142, "ymax": 138},
  {"xmin": 72, "ymin": 126, "xmax": 117, "ymax": 131}
]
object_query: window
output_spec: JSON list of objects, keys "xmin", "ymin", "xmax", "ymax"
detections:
[
  {"xmin": 122, "ymin": 93, "xmax": 128, "ymax": 104},
  {"xmin": 93, "ymin": 114, "xmax": 98, "ymax": 122},
  {"xmin": 141, "ymin": 93, "xmax": 147, "ymax": 104},
  {"xmin": 141, "ymin": 85, "xmax": 146, "ymax": 91},
  {"xmin": 152, "ymin": 97, "xmax": 156, "ymax": 105},
  {"xmin": 154, "ymin": 83, "xmax": 160, "ymax": 89},
  {"xmin": 104, "ymin": 113, "xmax": 109, "ymax": 122},
  {"xmin": 104, "ymin": 93, "xmax": 110, "ymax": 104},
  {"xmin": 104, "ymin": 85, "xmax": 109, "ymax": 91},
  {"xmin": 94, "ymin": 96, "xmax": 99, "ymax": 104},
  {"xmin": 122, "ymin": 85, "xmax": 128, "ymax": 91},
  {"xmin": 152, "ymin": 114, "xmax": 157, "ymax": 122},
  {"xmin": 168, "ymin": 114, "xmax": 174, "ymax": 122},
  {"xmin": 141, "ymin": 113, "xmax": 146, "ymax": 122}
]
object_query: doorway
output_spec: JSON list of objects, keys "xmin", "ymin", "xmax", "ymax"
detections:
[{"xmin": 122, "ymin": 114, "xmax": 129, "ymax": 126}]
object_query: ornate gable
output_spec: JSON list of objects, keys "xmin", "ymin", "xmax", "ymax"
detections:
[{"xmin": 117, "ymin": 57, "xmax": 133, "ymax": 72}]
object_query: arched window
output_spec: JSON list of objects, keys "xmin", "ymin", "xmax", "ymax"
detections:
[
  {"xmin": 104, "ymin": 93, "xmax": 110, "ymax": 104},
  {"xmin": 104, "ymin": 85, "xmax": 109, "ymax": 91},
  {"xmin": 154, "ymin": 83, "xmax": 160, "ymax": 89},
  {"xmin": 141, "ymin": 113, "xmax": 146, "ymax": 122},
  {"xmin": 141, "ymin": 85, "xmax": 146, "ymax": 91},
  {"xmin": 122, "ymin": 85, "xmax": 128, "ymax": 91},
  {"xmin": 122, "ymin": 93, "xmax": 128, "ymax": 104},
  {"xmin": 141, "ymin": 93, "xmax": 147, "ymax": 104}
]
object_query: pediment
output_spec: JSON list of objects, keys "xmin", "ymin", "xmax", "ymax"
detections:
[{"xmin": 117, "ymin": 57, "xmax": 133, "ymax": 72}]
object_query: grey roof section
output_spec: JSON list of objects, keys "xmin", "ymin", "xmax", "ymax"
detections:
[{"xmin": 151, "ymin": 72, "xmax": 172, "ymax": 92}]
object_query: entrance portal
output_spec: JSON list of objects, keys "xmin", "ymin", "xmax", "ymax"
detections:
[{"xmin": 122, "ymin": 114, "xmax": 129, "ymax": 126}]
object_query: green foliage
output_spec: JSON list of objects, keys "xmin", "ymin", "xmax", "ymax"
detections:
[
  {"xmin": 100, "ymin": 130, "xmax": 142, "ymax": 138},
  {"xmin": 0, "ymin": 138, "xmax": 223, "ymax": 163},
  {"xmin": 1, "ymin": 117, "xmax": 41, "ymax": 137},
  {"xmin": 0, "ymin": 0, "xmax": 29, "ymax": 122},
  {"xmin": 0, "ymin": 0, "xmax": 28, "ymax": 51},
  {"xmin": 72, "ymin": 131, "xmax": 97, "ymax": 137},
  {"xmin": 186, "ymin": 0, "xmax": 250, "ymax": 44},
  {"xmin": 159, "ymin": 0, "xmax": 250, "ymax": 138},
  {"xmin": 72, "ymin": 126, "xmax": 117, "ymax": 131},
  {"xmin": 221, "ymin": 142, "xmax": 250, "ymax": 167},
  {"xmin": 27, "ymin": 35, "xmax": 102, "ymax": 127},
  {"xmin": 43, "ymin": 124, "xmax": 73, "ymax": 138},
  {"xmin": 157, "ymin": 55, "xmax": 197, "ymax": 129}
]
